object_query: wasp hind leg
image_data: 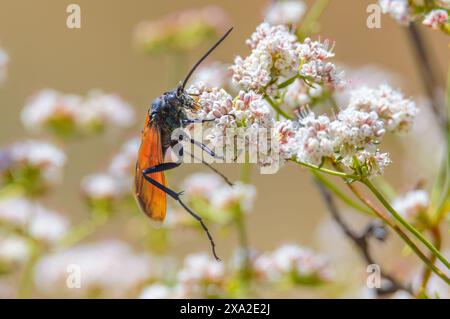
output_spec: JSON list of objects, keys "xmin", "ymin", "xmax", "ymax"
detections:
[{"xmin": 142, "ymin": 160, "xmax": 221, "ymax": 261}]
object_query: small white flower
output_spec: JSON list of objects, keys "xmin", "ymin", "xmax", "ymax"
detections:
[
  {"xmin": 79, "ymin": 90, "xmax": 135, "ymax": 128},
  {"xmin": 191, "ymin": 62, "xmax": 231, "ymax": 89},
  {"xmin": 423, "ymin": 9, "xmax": 448, "ymax": 29},
  {"xmin": 0, "ymin": 197, "xmax": 69, "ymax": 243},
  {"xmin": 254, "ymin": 244, "xmax": 331, "ymax": 283},
  {"xmin": 379, "ymin": 0, "xmax": 412, "ymax": 25},
  {"xmin": 181, "ymin": 172, "xmax": 224, "ymax": 199},
  {"xmin": 34, "ymin": 240, "xmax": 153, "ymax": 297},
  {"xmin": 348, "ymin": 85, "xmax": 418, "ymax": 133},
  {"xmin": 2, "ymin": 140, "xmax": 66, "ymax": 185},
  {"xmin": 81, "ymin": 173, "xmax": 123, "ymax": 200},
  {"xmin": 393, "ymin": 190, "xmax": 429, "ymax": 222},
  {"xmin": 295, "ymin": 113, "xmax": 334, "ymax": 165},
  {"xmin": 108, "ymin": 137, "xmax": 140, "ymax": 193},
  {"xmin": 264, "ymin": 0, "xmax": 307, "ymax": 26},
  {"xmin": 176, "ymin": 252, "xmax": 225, "ymax": 297},
  {"xmin": 139, "ymin": 284, "xmax": 173, "ymax": 299},
  {"xmin": 21, "ymin": 90, "xmax": 82, "ymax": 132},
  {"xmin": 232, "ymin": 23, "xmax": 299, "ymax": 91},
  {"xmin": 0, "ymin": 237, "xmax": 30, "ymax": 265},
  {"xmin": 21, "ymin": 89, "xmax": 136, "ymax": 135},
  {"xmin": 210, "ymin": 181, "xmax": 257, "ymax": 213},
  {"xmin": 297, "ymin": 38, "xmax": 343, "ymax": 88}
]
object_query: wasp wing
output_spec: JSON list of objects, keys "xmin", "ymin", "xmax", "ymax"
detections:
[{"xmin": 135, "ymin": 116, "xmax": 167, "ymax": 223}]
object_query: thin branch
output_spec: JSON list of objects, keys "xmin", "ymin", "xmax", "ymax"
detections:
[
  {"xmin": 314, "ymin": 179, "xmax": 410, "ymax": 296},
  {"xmin": 406, "ymin": 23, "xmax": 447, "ymax": 131}
]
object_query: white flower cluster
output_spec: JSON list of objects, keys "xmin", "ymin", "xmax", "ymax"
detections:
[
  {"xmin": 188, "ymin": 85, "xmax": 280, "ymax": 168},
  {"xmin": 254, "ymin": 244, "xmax": 331, "ymax": 284},
  {"xmin": 191, "ymin": 80, "xmax": 417, "ymax": 177},
  {"xmin": 0, "ymin": 48, "xmax": 9, "ymax": 83},
  {"xmin": 177, "ymin": 253, "xmax": 226, "ymax": 297},
  {"xmin": 379, "ymin": 0, "xmax": 412, "ymax": 25},
  {"xmin": 0, "ymin": 236, "xmax": 30, "ymax": 267},
  {"xmin": 81, "ymin": 137, "xmax": 140, "ymax": 202},
  {"xmin": 263, "ymin": 0, "xmax": 307, "ymax": 26},
  {"xmin": 423, "ymin": 9, "xmax": 449, "ymax": 29},
  {"xmin": 182, "ymin": 172, "xmax": 257, "ymax": 216},
  {"xmin": 232, "ymin": 23, "xmax": 298, "ymax": 91},
  {"xmin": 0, "ymin": 140, "xmax": 66, "ymax": 186},
  {"xmin": 392, "ymin": 190, "xmax": 429, "ymax": 223},
  {"xmin": 289, "ymin": 85, "xmax": 416, "ymax": 176},
  {"xmin": 140, "ymin": 252, "xmax": 226, "ymax": 299},
  {"xmin": 34, "ymin": 240, "xmax": 153, "ymax": 297},
  {"xmin": 348, "ymin": 85, "xmax": 419, "ymax": 133},
  {"xmin": 0, "ymin": 197, "xmax": 69, "ymax": 243},
  {"xmin": 231, "ymin": 23, "xmax": 342, "ymax": 92},
  {"xmin": 190, "ymin": 62, "xmax": 232, "ymax": 90},
  {"xmin": 21, "ymin": 89, "xmax": 135, "ymax": 136},
  {"xmin": 379, "ymin": 0, "xmax": 449, "ymax": 31}
]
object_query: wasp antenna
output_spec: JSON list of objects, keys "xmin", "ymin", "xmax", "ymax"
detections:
[{"xmin": 181, "ymin": 27, "xmax": 234, "ymax": 90}]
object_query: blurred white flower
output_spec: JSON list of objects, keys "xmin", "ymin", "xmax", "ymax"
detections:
[
  {"xmin": 335, "ymin": 65, "xmax": 401, "ymax": 106},
  {"xmin": 21, "ymin": 90, "xmax": 82, "ymax": 134},
  {"xmin": 392, "ymin": 190, "xmax": 429, "ymax": 223},
  {"xmin": 34, "ymin": 240, "xmax": 153, "ymax": 297},
  {"xmin": 139, "ymin": 283, "xmax": 173, "ymax": 299},
  {"xmin": 181, "ymin": 172, "xmax": 224, "ymax": 199},
  {"xmin": 0, "ymin": 197, "xmax": 69, "ymax": 243},
  {"xmin": 283, "ymin": 79, "xmax": 311, "ymax": 108},
  {"xmin": 0, "ymin": 48, "xmax": 9, "ymax": 83},
  {"xmin": 79, "ymin": 90, "xmax": 135, "ymax": 129},
  {"xmin": 108, "ymin": 137, "xmax": 140, "ymax": 193},
  {"xmin": 81, "ymin": 173, "xmax": 123, "ymax": 200},
  {"xmin": 264, "ymin": 0, "xmax": 306, "ymax": 25},
  {"xmin": 422, "ymin": 9, "xmax": 448, "ymax": 29},
  {"xmin": 191, "ymin": 62, "xmax": 231, "ymax": 89},
  {"xmin": 210, "ymin": 182, "xmax": 257, "ymax": 213},
  {"xmin": 134, "ymin": 6, "xmax": 230, "ymax": 54},
  {"xmin": 254, "ymin": 244, "xmax": 331, "ymax": 284},
  {"xmin": 379, "ymin": 0, "xmax": 412, "ymax": 25},
  {"xmin": 437, "ymin": 0, "xmax": 450, "ymax": 9},
  {"xmin": 0, "ymin": 140, "xmax": 66, "ymax": 190},
  {"xmin": 0, "ymin": 236, "xmax": 30, "ymax": 265},
  {"xmin": 21, "ymin": 89, "xmax": 135, "ymax": 137},
  {"xmin": 176, "ymin": 252, "xmax": 226, "ymax": 297}
]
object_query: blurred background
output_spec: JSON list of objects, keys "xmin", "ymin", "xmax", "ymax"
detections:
[{"xmin": 0, "ymin": 0, "xmax": 448, "ymax": 298}]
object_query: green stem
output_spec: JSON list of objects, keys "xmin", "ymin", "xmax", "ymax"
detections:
[
  {"xmin": 58, "ymin": 209, "xmax": 109, "ymax": 249},
  {"xmin": 346, "ymin": 182, "xmax": 450, "ymax": 286},
  {"xmin": 291, "ymin": 159, "xmax": 359, "ymax": 180},
  {"xmin": 18, "ymin": 238, "xmax": 41, "ymax": 298},
  {"xmin": 363, "ymin": 178, "xmax": 450, "ymax": 272},
  {"xmin": 264, "ymin": 95, "xmax": 293, "ymax": 120},
  {"xmin": 298, "ymin": 0, "xmax": 330, "ymax": 39},
  {"xmin": 312, "ymin": 171, "xmax": 373, "ymax": 216}
]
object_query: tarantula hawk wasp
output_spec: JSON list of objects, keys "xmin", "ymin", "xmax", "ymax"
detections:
[{"xmin": 135, "ymin": 28, "xmax": 234, "ymax": 261}]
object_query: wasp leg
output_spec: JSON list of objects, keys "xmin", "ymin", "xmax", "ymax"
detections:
[
  {"xmin": 189, "ymin": 138, "xmax": 224, "ymax": 160},
  {"xmin": 185, "ymin": 150, "xmax": 233, "ymax": 186},
  {"xmin": 142, "ymin": 160, "xmax": 221, "ymax": 261},
  {"xmin": 182, "ymin": 114, "xmax": 235, "ymax": 126},
  {"xmin": 182, "ymin": 118, "xmax": 216, "ymax": 125}
]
